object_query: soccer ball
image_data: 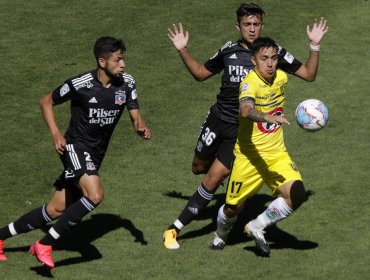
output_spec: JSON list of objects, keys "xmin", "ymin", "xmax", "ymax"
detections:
[{"xmin": 295, "ymin": 99, "xmax": 329, "ymax": 132}]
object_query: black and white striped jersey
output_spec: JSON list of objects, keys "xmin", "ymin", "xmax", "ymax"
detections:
[
  {"xmin": 204, "ymin": 40, "xmax": 302, "ymax": 124},
  {"xmin": 52, "ymin": 70, "xmax": 139, "ymax": 160}
]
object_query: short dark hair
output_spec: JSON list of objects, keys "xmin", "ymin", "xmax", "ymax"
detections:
[
  {"xmin": 93, "ymin": 36, "xmax": 126, "ymax": 62},
  {"xmin": 250, "ymin": 37, "xmax": 278, "ymax": 56},
  {"xmin": 236, "ymin": 3, "xmax": 265, "ymax": 22}
]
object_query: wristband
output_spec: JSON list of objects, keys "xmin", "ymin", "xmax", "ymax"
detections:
[{"xmin": 309, "ymin": 43, "xmax": 320, "ymax": 52}]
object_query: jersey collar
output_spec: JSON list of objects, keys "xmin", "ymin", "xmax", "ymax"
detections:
[{"xmin": 253, "ymin": 69, "xmax": 277, "ymax": 86}]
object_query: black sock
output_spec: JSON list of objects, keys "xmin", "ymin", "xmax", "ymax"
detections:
[
  {"xmin": 0, "ymin": 205, "xmax": 53, "ymax": 240},
  {"xmin": 174, "ymin": 183, "xmax": 214, "ymax": 229},
  {"xmin": 0, "ymin": 227, "xmax": 11, "ymax": 241},
  {"xmin": 40, "ymin": 196, "xmax": 96, "ymax": 246}
]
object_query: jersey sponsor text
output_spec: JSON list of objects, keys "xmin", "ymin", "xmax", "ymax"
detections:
[
  {"xmin": 88, "ymin": 108, "xmax": 120, "ymax": 127},
  {"xmin": 228, "ymin": 65, "xmax": 251, "ymax": 82}
]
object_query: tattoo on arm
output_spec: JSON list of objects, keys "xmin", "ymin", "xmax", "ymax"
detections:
[
  {"xmin": 240, "ymin": 98, "xmax": 266, "ymax": 122},
  {"xmin": 246, "ymin": 109, "xmax": 267, "ymax": 122}
]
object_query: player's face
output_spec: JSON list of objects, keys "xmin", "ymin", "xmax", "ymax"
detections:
[
  {"xmin": 252, "ymin": 47, "xmax": 278, "ymax": 83},
  {"xmin": 236, "ymin": 15, "xmax": 264, "ymax": 44},
  {"xmin": 104, "ymin": 50, "xmax": 125, "ymax": 78}
]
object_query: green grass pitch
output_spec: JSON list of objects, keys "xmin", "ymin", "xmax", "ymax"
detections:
[{"xmin": 0, "ymin": 0, "xmax": 369, "ymax": 279}]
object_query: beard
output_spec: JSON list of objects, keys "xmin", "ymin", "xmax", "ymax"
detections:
[{"xmin": 105, "ymin": 67, "xmax": 119, "ymax": 78}]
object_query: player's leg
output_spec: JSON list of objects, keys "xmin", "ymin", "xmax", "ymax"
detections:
[
  {"xmin": 191, "ymin": 111, "xmax": 218, "ymax": 175},
  {"xmin": 164, "ymin": 113, "xmax": 236, "ymax": 249},
  {"xmin": 27, "ymin": 188, "xmax": 72, "ymax": 268},
  {"xmin": 31, "ymin": 145, "xmax": 102, "ymax": 268},
  {"xmin": 31, "ymin": 174, "xmax": 102, "ymax": 268},
  {"xmin": 39, "ymin": 174, "xmax": 102, "ymax": 247},
  {"xmin": 177, "ymin": 112, "xmax": 226, "ymax": 228},
  {"xmin": 0, "ymin": 188, "xmax": 67, "ymax": 261},
  {"xmin": 276, "ymin": 180, "xmax": 307, "ymax": 210},
  {"xmin": 247, "ymin": 179, "xmax": 306, "ymax": 230},
  {"xmin": 39, "ymin": 145, "xmax": 103, "ymax": 245},
  {"xmin": 210, "ymin": 203, "xmax": 241, "ymax": 250},
  {"xmin": 211, "ymin": 154, "xmax": 262, "ymax": 249},
  {"xmin": 164, "ymin": 158, "xmax": 230, "ymax": 249},
  {"xmin": 191, "ymin": 154, "xmax": 213, "ymax": 175},
  {"xmin": 245, "ymin": 153, "xmax": 304, "ymax": 256},
  {"xmin": 244, "ymin": 180, "xmax": 304, "ymax": 256},
  {"xmin": 179, "ymin": 158, "xmax": 230, "ymax": 226}
]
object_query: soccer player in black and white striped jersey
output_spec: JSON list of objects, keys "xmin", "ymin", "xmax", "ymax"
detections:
[{"xmin": 0, "ymin": 36, "xmax": 151, "ymax": 268}]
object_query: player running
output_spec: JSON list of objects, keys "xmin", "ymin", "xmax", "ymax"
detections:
[
  {"xmin": 163, "ymin": 3, "xmax": 328, "ymax": 249},
  {"xmin": 0, "ymin": 36, "xmax": 151, "ymax": 268}
]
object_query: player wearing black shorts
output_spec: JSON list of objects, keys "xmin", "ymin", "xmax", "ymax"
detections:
[
  {"xmin": 0, "ymin": 36, "xmax": 151, "ymax": 267},
  {"xmin": 163, "ymin": 3, "xmax": 328, "ymax": 249}
]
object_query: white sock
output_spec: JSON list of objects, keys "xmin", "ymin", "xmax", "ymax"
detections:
[
  {"xmin": 216, "ymin": 204, "xmax": 237, "ymax": 242},
  {"xmin": 173, "ymin": 219, "xmax": 184, "ymax": 230},
  {"xmin": 252, "ymin": 197, "xmax": 293, "ymax": 230}
]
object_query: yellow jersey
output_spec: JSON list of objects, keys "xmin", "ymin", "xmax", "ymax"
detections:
[{"xmin": 235, "ymin": 69, "xmax": 288, "ymax": 155}]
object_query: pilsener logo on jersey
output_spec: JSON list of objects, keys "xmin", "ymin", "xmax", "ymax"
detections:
[
  {"xmin": 228, "ymin": 65, "xmax": 251, "ymax": 82},
  {"xmin": 88, "ymin": 108, "xmax": 120, "ymax": 127}
]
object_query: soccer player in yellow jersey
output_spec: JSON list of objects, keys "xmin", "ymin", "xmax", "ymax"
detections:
[{"xmin": 211, "ymin": 37, "xmax": 307, "ymax": 256}]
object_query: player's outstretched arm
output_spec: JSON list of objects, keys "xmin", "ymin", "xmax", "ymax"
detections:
[
  {"xmin": 167, "ymin": 23, "xmax": 213, "ymax": 82},
  {"xmin": 294, "ymin": 17, "xmax": 329, "ymax": 82},
  {"xmin": 128, "ymin": 109, "xmax": 151, "ymax": 140},
  {"xmin": 39, "ymin": 92, "xmax": 66, "ymax": 154}
]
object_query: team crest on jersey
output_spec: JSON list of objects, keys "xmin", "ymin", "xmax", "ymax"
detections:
[
  {"xmin": 60, "ymin": 83, "xmax": 70, "ymax": 97},
  {"xmin": 115, "ymin": 90, "xmax": 126, "ymax": 105},
  {"xmin": 241, "ymin": 83, "xmax": 249, "ymax": 92}
]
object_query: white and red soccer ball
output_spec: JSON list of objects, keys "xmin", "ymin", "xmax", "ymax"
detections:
[{"xmin": 295, "ymin": 99, "xmax": 329, "ymax": 132}]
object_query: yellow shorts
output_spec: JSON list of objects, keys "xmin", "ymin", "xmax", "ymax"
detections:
[{"xmin": 226, "ymin": 150, "xmax": 302, "ymax": 205}]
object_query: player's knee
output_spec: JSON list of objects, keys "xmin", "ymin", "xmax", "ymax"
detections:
[
  {"xmin": 192, "ymin": 160, "xmax": 210, "ymax": 175},
  {"xmin": 87, "ymin": 190, "xmax": 104, "ymax": 205},
  {"xmin": 46, "ymin": 204, "xmax": 65, "ymax": 220},
  {"xmin": 192, "ymin": 164, "xmax": 206, "ymax": 175},
  {"xmin": 192, "ymin": 157, "xmax": 212, "ymax": 175},
  {"xmin": 223, "ymin": 204, "xmax": 240, "ymax": 218},
  {"xmin": 290, "ymin": 180, "xmax": 307, "ymax": 210}
]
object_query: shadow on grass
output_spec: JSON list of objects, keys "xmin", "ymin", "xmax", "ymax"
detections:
[
  {"xmin": 163, "ymin": 189, "xmax": 318, "ymax": 255},
  {"xmin": 6, "ymin": 213, "xmax": 147, "ymax": 277}
]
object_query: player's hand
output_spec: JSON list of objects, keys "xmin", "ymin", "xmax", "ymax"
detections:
[
  {"xmin": 264, "ymin": 114, "xmax": 290, "ymax": 126},
  {"xmin": 137, "ymin": 127, "xmax": 152, "ymax": 140},
  {"xmin": 52, "ymin": 132, "xmax": 67, "ymax": 154},
  {"xmin": 306, "ymin": 17, "xmax": 329, "ymax": 45},
  {"xmin": 167, "ymin": 23, "xmax": 189, "ymax": 52}
]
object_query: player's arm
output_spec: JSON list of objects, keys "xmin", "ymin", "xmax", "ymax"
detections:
[
  {"xmin": 294, "ymin": 17, "xmax": 329, "ymax": 81},
  {"xmin": 128, "ymin": 109, "xmax": 151, "ymax": 140},
  {"xmin": 240, "ymin": 98, "xmax": 290, "ymax": 125},
  {"xmin": 167, "ymin": 23, "xmax": 214, "ymax": 82},
  {"xmin": 39, "ymin": 92, "xmax": 66, "ymax": 154}
]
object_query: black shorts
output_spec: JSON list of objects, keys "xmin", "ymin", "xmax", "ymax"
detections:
[
  {"xmin": 194, "ymin": 111, "xmax": 238, "ymax": 169},
  {"xmin": 53, "ymin": 143, "xmax": 102, "ymax": 190}
]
